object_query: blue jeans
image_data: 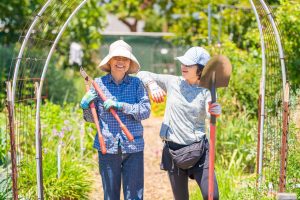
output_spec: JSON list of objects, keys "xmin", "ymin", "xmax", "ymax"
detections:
[{"xmin": 98, "ymin": 149, "xmax": 144, "ymax": 200}]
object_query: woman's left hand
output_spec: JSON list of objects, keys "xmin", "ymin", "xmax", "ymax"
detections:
[
  {"xmin": 208, "ymin": 102, "xmax": 221, "ymax": 117},
  {"xmin": 103, "ymin": 99, "xmax": 124, "ymax": 111}
]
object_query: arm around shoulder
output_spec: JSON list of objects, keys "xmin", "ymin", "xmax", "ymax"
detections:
[
  {"xmin": 136, "ymin": 71, "xmax": 175, "ymax": 91},
  {"xmin": 121, "ymin": 78, "xmax": 151, "ymax": 121}
]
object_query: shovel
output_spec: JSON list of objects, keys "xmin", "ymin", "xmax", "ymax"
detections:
[{"xmin": 199, "ymin": 55, "xmax": 232, "ymax": 200}]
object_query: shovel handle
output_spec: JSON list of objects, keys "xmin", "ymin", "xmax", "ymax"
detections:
[
  {"xmin": 84, "ymin": 84, "xmax": 107, "ymax": 154},
  {"xmin": 91, "ymin": 80, "xmax": 134, "ymax": 142},
  {"xmin": 208, "ymin": 72, "xmax": 216, "ymax": 200}
]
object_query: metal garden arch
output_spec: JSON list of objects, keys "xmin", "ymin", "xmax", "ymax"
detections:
[{"xmin": 6, "ymin": 0, "xmax": 289, "ymax": 199}]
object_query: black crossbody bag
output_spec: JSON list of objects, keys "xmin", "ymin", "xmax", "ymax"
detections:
[{"xmin": 168, "ymin": 139, "xmax": 205, "ymax": 170}]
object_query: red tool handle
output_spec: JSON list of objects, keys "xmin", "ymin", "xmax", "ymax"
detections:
[
  {"xmin": 85, "ymin": 84, "xmax": 107, "ymax": 154},
  {"xmin": 90, "ymin": 102, "xmax": 107, "ymax": 154},
  {"xmin": 208, "ymin": 123, "xmax": 216, "ymax": 200},
  {"xmin": 208, "ymin": 72, "xmax": 216, "ymax": 200},
  {"xmin": 91, "ymin": 80, "xmax": 134, "ymax": 142}
]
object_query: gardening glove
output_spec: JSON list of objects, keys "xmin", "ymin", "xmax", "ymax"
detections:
[
  {"xmin": 208, "ymin": 102, "xmax": 222, "ymax": 117},
  {"xmin": 103, "ymin": 99, "xmax": 124, "ymax": 111},
  {"xmin": 147, "ymin": 81, "xmax": 166, "ymax": 103},
  {"xmin": 80, "ymin": 90, "xmax": 97, "ymax": 109}
]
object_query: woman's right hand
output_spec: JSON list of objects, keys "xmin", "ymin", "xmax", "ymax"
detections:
[
  {"xmin": 80, "ymin": 90, "xmax": 97, "ymax": 109},
  {"xmin": 147, "ymin": 81, "xmax": 166, "ymax": 103}
]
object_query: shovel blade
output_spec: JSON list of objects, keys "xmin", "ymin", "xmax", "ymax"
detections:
[{"xmin": 199, "ymin": 55, "xmax": 232, "ymax": 89}]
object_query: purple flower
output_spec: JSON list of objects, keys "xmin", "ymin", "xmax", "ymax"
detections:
[
  {"xmin": 52, "ymin": 129, "xmax": 58, "ymax": 136},
  {"xmin": 70, "ymin": 135, "xmax": 75, "ymax": 141},
  {"xmin": 58, "ymin": 131, "xmax": 64, "ymax": 138},
  {"xmin": 62, "ymin": 125, "xmax": 72, "ymax": 132},
  {"xmin": 80, "ymin": 129, "xmax": 84, "ymax": 135}
]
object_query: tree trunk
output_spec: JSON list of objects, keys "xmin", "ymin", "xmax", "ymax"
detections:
[{"xmin": 120, "ymin": 18, "xmax": 138, "ymax": 32}]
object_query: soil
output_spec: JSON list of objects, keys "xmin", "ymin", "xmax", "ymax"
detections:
[{"xmin": 88, "ymin": 116, "xmax": 197, "ymax": 200}]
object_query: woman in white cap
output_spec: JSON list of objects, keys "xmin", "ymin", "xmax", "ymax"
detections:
[
  {"xmin": 80, "ymin": 40, "xmax": 150, "ymax": 200},
  {"xmin": 137, "ymin": 47, "xmax": 220, "ymax": 200}
]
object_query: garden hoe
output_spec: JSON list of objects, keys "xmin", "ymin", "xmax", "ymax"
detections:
[
  {"xmin": 199, "ymin": 55, "xmax": 232, "ymax": 200},
  {"xmin": 80, "ymin": 67, "xmax": 134, "ymax": 142}
]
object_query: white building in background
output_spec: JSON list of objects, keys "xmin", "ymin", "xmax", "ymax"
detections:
[
  {"xmin": 101, "ymin": 14, "xmax": 174, "ymax": 37},
  {"xmin": 104, "ymin": 14, "xmax": 145, "ymax": 33}
]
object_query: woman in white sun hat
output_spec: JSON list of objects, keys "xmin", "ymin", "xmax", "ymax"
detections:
[
  {"xmin": 137, "ymin": 46, "xmax": 220, "ymax": 200},
  {"xmin": 80, "ymin": 40, "xmax": 151, "ymax": 200}
]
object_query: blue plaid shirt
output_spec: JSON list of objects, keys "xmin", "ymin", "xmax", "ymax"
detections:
[{"xmin": 85, "ymin": 74, "xmax": 151, "ymax": 154}]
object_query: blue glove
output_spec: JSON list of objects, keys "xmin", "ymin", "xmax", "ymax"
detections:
[
  {"xmin": 80, "ymin": 90, "xmax": 97, "ymax": 109},
  {"xmin": 103, "ymin": 99, "xmax": 124, "ymax": 111}
]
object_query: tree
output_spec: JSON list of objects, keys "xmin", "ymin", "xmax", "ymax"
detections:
[
  {"xmin": 0, "ymin": 0, "xmax": 107, "ymax": 108},
  {"xmin": 0, "ymin": 0, "xmax": 42, "ymax": 44},
  {"xmin": 103, "ymin": 0, "xmax": 159, "ymax": 32},
  {"xmin": 275, "ymin": 0, "xmax": 300, "ymax": 89}
]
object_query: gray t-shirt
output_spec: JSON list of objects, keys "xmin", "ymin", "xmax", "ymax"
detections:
[{"xmin": 137, "ymin": 71, "xmax": 211, "ymax": 145}]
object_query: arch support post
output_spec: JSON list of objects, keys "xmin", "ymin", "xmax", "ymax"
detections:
[
  {"xmin": 34, "ymin": 82, "xmax": 44, "ymax": 200},
  {"xmin": 279, "ymin": 83, "xmax": 290, "ymax": 192},
  {"xmin": 249, "ymin": 0, "xmax": 266, "ymax": 187},
  {"xmin": 6, "ymin": 81, "xmax": 18, "ymax": 200},
  {"xmin": 34, "ymin": 0, "xmax": 88, "ymax": 197}
]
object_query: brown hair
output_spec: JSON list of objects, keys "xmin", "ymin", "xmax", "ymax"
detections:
[{"xmin": 196, "ymin": 66, "xmax": 203, "ymax": 80}]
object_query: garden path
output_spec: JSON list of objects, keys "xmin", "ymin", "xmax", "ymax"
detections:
[{"xmin": 88, "ymin": 115, "xmax": 197, "ymax": 200}]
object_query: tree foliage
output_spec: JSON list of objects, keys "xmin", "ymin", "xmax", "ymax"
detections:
[
  {"xmin": 274, "ymin": 0, "xmax": 300, "ymax": 89},
  {"xmin": 103, "ymin": 0, "xmax": 158, "ymax": 32}
]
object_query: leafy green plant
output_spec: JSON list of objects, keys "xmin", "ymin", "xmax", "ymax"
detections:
[
  {"xmin": 216, "ymin": 112, "xmax": 257, "ymax": 173},
  {"xmin": 0, "ymin": 167, "xmax": 12, "ymax": 200},
  {"xmin": 286, "ymin": 124, "xmax": 300, "ymax": 197},
  {"xmin": 0, "ymin": 111, "xmax": 8, "ymax": 167},
  {"xmin": 9, "ymin": 101, "xmax": 97, "ymax": 199},
  {"xmin": 18, "ymin": 150, "xmax": 93, "ymax": 199}
]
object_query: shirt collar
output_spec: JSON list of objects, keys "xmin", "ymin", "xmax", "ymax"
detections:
[
  {"xmin": 107, "ymin": 73, "xmax": 130, "ymax": 84},
  {"xmin": 180, "ymin": 76, "xmax": 201, "ymax": 88}
]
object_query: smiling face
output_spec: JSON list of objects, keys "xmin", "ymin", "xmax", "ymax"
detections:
[
  {"xmin": 109, "ymin": 56, "xmax": 131, "ymax": 77},
  {"xmin": 181, "ymin": 64, "xmax": 200, "ymax": 84}
]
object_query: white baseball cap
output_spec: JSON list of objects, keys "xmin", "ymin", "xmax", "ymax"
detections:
[{"xmin": 175, "ymin": 47, "xmax": 210, "ymax": 67}]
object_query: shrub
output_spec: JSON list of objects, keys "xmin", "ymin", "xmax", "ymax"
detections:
[
  {"xmin": 0, "ymin": 167, "xmax": 12, "ymax": 200},
  {"xmin": 18, "ymin": 151, "xmax": 93, "ymax": 199}
]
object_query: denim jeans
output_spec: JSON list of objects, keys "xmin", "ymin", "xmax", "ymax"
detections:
[{"xmin": 98, "ymin": 149, "xmax": 144, "ymax": 200}]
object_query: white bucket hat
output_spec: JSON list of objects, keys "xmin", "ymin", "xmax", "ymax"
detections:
[
  {"xmin": 175, "ymin": 47, "xmax": 210, "ymax": 67},
  {"xmin": 98, "ymin": 40, "xmax": 140, "ymax": 74}
]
